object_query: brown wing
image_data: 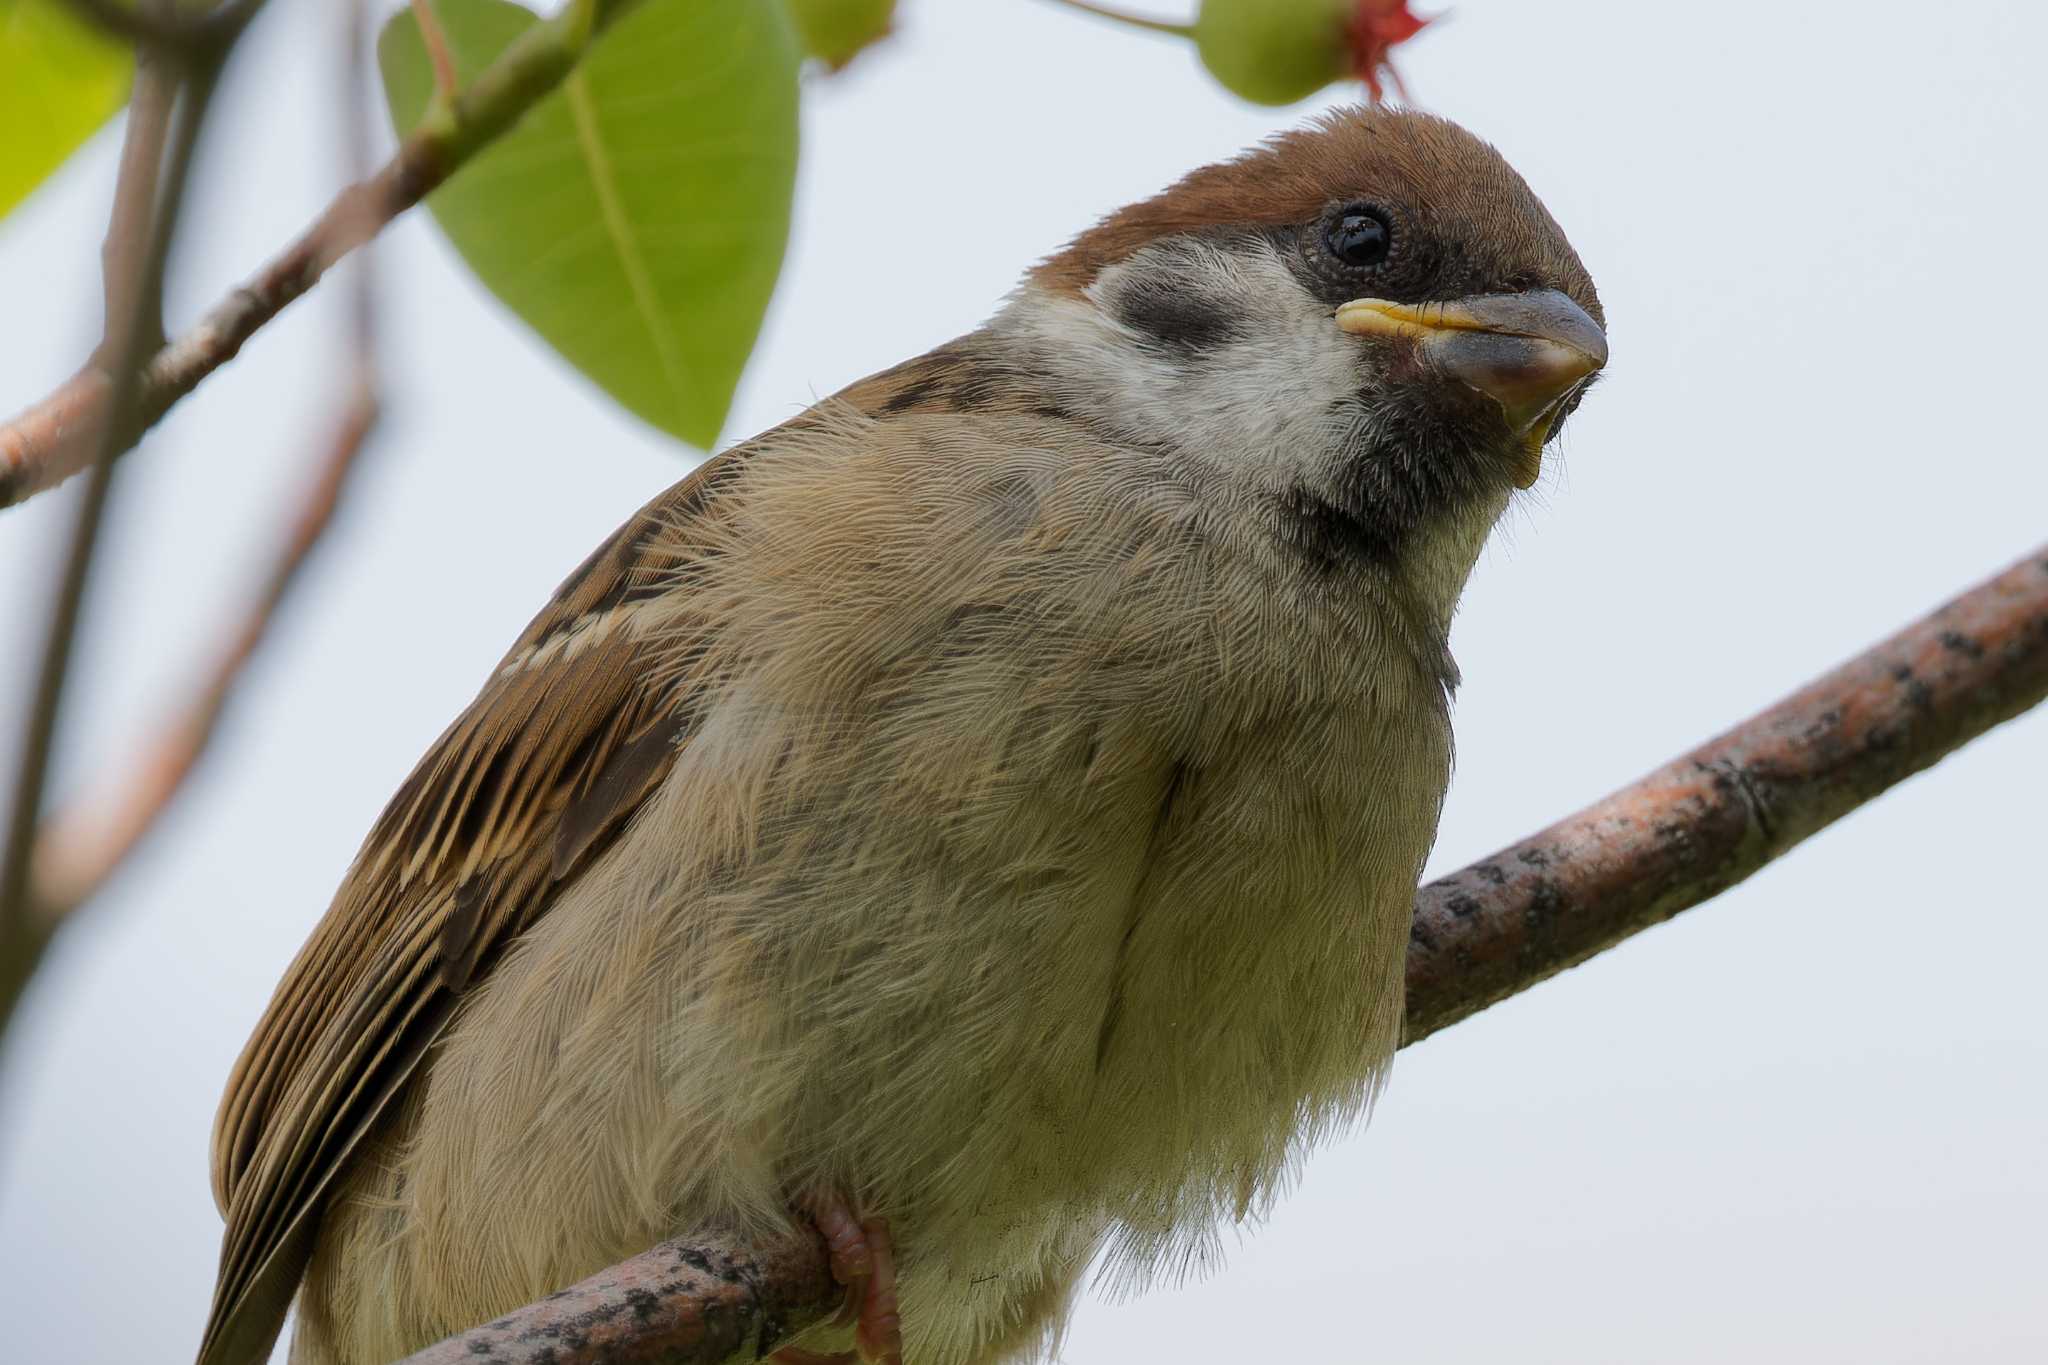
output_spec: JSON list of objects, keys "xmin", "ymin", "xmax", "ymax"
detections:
[
  {"xmin": 194, "ymin": 451, "xmax": 741, "ymax": 1365},
  {"xmin": 192, "ymin": 342, "xmax": 1019, "ymax": 1365}
]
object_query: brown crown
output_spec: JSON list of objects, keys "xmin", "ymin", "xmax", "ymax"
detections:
[{"xmin": 1031, "ymin": 106, "xmax": 1599, "ymax": 326}]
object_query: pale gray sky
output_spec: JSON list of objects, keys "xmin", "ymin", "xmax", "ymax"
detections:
[{"xmin": 2, "ymin": 2, "xmax": 2044, "ymax": 1361}]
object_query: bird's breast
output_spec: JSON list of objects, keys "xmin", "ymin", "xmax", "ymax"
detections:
[
  {"xmin": 635, "ymin": 423, "xmax": 1457, "ymax": 1263},
  {"xmin": 391, "ymin": 417, "xmax": 1458, "ymax": 1322}
]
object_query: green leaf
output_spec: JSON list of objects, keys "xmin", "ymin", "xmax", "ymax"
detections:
[
  {"xmin": 0, "ymin": 0, "xmax": 133, "ymax": 221},
  {"xmin": 787, "ymin": 0, "xmax": 894, "ymax": 69},
  {"xmin": 380, "ymin": 0, "xmax": 799, "ymax": 449}
]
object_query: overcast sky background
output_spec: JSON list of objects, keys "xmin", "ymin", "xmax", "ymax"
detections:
[{"xmin": 2, "ymin": 1, "xmax": 2045, "ymax": 1360}]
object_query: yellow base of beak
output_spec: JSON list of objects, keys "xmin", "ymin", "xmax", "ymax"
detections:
[{"xmin": 1335, "ymin": 291, "xmax": 1606, "ymax": 491}]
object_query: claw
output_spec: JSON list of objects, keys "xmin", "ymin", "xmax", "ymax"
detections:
[
  {"xmin": 774, "ymin": 1196, "xmax": 901, "ymax": 1365},
  {"xmin": 852, "ymin": 1216, "xmax": 901, "ymax": 1365},
  {"xmin": 810, "ymin": 1197, "xmax": 873, "ymax": 1319}
]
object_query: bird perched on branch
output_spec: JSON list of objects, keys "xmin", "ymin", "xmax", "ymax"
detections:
[{"xmin": 197, "ymin": 105, "xmax": 1604, "ymax": 1365}]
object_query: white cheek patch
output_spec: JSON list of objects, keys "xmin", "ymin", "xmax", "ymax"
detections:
[
  {"xmin": 1000, "ymin": 243, "xmax": 1364, "ymax": 500},
  {"xmin": 990, "ymin": 249, "xmax": 1516, "ymax": 626}
]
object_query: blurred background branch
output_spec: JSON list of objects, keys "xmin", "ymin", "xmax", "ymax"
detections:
[
  {"xmin": 0, "ymin": 0, "xmax": 638, "ymax": 512},
  {"xmin": 0, "ymin": 0, "xmax": 392, "ymax": 1035},
  {"xmin": 62, "ymin": 0, "xmax": 264, "ymax": 53},
  {"xmin": 0, "ymin": 0, "xmax": 799, "ymax": 1040},
  {"xmin": 5, "ymin": 351, "xmax": 380, "ymax": 1036},
  {"xmin": 0, "ymin": 0, "xmax": 252, "ymax": 1036},
  {"xmin": 0, "ymin": 0, "xmax": 646, "ymax": 1035}
]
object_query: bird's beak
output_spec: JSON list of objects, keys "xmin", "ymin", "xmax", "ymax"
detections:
[{"xmin": 1335, "ymin": 289, "xmax": 1608, "ymax": 488}]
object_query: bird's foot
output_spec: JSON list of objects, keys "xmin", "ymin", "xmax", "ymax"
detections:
[{"xmin": 773, "ymin": 1193, "xmax": 901, "ymax": 1365}]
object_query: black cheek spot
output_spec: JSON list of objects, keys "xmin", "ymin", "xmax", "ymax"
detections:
[{"xmin": 1111, "ymin": 277, "xmax": 1247, "ymax": 354}]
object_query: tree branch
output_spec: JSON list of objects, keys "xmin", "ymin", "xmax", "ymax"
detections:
[
  {"xmin": 0, "ymin": 44, "xmax": 226, "ymax": 1036},
  {"xmin": 0, "ymin": 0, "xmax": 389, "ymax": 1042},
  {"xmin": 397, "ymin": 541, "xmax": 2048, "ymax": 1365},
  {"xmin": 61, "ymin": 0, "xmax": 263, "ymax": 56},
  {"xmin": 0, "ymin": 0, "xmax": 639, "ymax": 513},
  {"xmin": 1402, "ymin": 542, "xmax": 2048, "ymax": 1042},
  {"xmin": 23, "ymin": 382, "xmax": 378, "ymax": 922},
  {"xmin": 399, "ymin": 1227, "xmax": 845, "ymax": 1365},
  {"xmin": 96, "ymin": 9, "xmax": 176, "ymax": 358}
]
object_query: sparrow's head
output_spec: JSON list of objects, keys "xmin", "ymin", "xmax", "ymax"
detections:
[{"xmin": 1004, "ymin": 106, "xmax": 1605, "ymax": 596}]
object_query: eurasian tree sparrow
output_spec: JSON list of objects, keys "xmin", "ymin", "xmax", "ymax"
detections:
[{"xmin": 197, "ymin": 106, "xmax": 1605, "ymax": 1365}]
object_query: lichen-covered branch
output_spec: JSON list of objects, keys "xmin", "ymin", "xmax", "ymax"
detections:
[
  {"xmin": 0, "ymin": 0, "xmax": 639, "ymax": 512},
  {"xmin": 397, "ymin": 1228, "xmax": 844, "ymax": 1365},
  {"xmin": 395, "ymin": 541, "xmax": 2048, "ymax": 1365},
  {"xmin": 1403, "ymin": 543, "xmax": 2048, "ymax": 1041}
]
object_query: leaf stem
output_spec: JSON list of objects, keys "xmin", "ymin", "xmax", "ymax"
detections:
[
  {"xmin": 409, "ymin": 0, "xmax": 462, "ymax": 102},
  {"xmin": 1037, "ymin": 0, "xmax": 1194, "ymax": 39}
]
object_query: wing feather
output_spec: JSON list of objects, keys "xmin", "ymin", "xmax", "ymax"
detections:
[{"xmin": 195, "ymin": 455, "xmax": 727, "ymax": 1365}]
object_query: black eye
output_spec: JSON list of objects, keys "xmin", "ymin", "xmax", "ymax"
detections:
[{"xmin": 1324, "ymin": 206, "xmax": 1392, "ymax": 269}]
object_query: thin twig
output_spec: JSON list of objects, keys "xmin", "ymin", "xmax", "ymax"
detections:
[
  {"xmin": 0, "ymin": 0, "xmax": 387, "ymax": 1039},
  {"xmin": 398, "ymin": 541, "xmax": 2048, "ymax": 1365},
  {"xmin": 411, "ymin": 0, "xmax": 463, "ymax": 102},
  {"xmin": 61, "ymin": 0, "xmax": 212, "ymax": 49},
  {"xmin": 97, "ymin": 12, "xmax": 175, "ymax": 356},
  {"xmin": 1037, "ymin": 0, "xmax": 1194, "ymax": 37},
  {"xmin": 60, "ymin": 0, "xmax": 265, "ymax": 63},
  {"xmin": 25, "ymin": 385, "xmax": 379, "ymax": 921},
  {"xmin": 0, "ymin": 0, "xmax": 641, "ymax": 512},
  {"xmin": 0, "ymin": 55, "xmax": 229, "ymax": 1034}
]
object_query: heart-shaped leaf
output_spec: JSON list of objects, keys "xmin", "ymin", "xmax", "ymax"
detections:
[
  {"xmin": 380, "ymin": 0, "xmax": 799, "ymax": 448},
  {"xmin": 0, "ymin": 0, "xmax": 132, "ymax": 221}
]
